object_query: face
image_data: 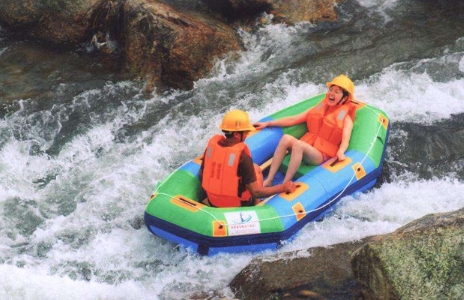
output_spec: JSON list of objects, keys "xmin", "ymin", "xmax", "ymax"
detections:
[
  {"xmin": 326, "ymin": 85, "xmax": 346, "ymax": 106},
  {"xmin": 241, "ymin": 131, "xmax": 250, "ymax": 141}
]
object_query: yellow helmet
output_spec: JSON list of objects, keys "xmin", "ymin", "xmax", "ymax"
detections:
[
  {"xmin": 326, "ymin": 75, "xmax": 354, "ymax": 100},
  {"xmin": 219, "ymin": 110, "xmax": 256, "ymax": 132}
]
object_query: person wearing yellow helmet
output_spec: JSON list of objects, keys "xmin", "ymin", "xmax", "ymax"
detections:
[
  {"xmin": 254, "ymin": 75, "xmax": 356, "ymax": 186},
  {"xmin": 201, "ymin": 110, "xmax": 296, "ymax": 207}
]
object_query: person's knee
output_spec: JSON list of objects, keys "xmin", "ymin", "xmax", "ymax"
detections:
[
  {"xmin": 282, "ymin": 134, "xmax": 292, "ymax": 142},
  {"xmin": 292, "ymin": 140, "xmax": 304, "ymax": 154},
  {"xmin": 279, "ymin": 134, "xmax": 293, "ymax": 147}
]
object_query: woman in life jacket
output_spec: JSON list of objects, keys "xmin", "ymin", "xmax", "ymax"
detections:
[
  {"xmin": 201, "ymin": 110, "xmax": 296, "ymax": 207},
  {"xmin": 254, "ymin": 75, "xmax": 356, "ymax": 186}
]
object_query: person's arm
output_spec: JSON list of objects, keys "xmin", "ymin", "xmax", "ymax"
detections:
[
  {"xmin": 254, "ymin": 110, "xmax": 309, "ymax": 130},
  {"xmin": 336, "ymin": 116, "xmax": 353, "ymax": 161},
  {"xmin": 199, "ymin": 151, "xmax": 206, "ymax": 181},
  {"xmin": 246, "ymin": 181, "xmax": 295, "ymax": 199}
]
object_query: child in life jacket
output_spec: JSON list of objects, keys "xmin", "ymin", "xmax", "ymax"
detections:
[
  {"xmin": 200, "ymin": 110, "xmax": 296, "ymax": 207},
  {"xmin": 254, "ymin": 75, "xmax": 356, "ymax": 186}
]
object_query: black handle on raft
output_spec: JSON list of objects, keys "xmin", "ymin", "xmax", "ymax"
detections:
[
  {"xmin": 285, "ymin": 184, "xmax": 301, "ymax": 195},
  {"xmin": 330, "ymin": 158, "xmax": 339, "ymax": 167},
  {"xmin": 178, "ymin": 197, "xmax": 197, "ymax": 206}
]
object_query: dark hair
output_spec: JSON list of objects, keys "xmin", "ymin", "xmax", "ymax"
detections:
[
  {"xmin": 342, "ymin": 89, "xmax": 349, "ymax": 98},
  {"xmin": 341, "ymin": 89, "xmax": 350, "ymax": 104}
]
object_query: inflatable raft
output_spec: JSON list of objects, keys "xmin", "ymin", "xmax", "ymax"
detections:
[{"xmin": 144, "ymin": 94, "xmax": 390, "ymax": 255}]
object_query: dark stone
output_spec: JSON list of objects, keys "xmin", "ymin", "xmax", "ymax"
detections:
[{"xmin": 230, "ymin": 239, "xmax": 368, "ymax": 300}]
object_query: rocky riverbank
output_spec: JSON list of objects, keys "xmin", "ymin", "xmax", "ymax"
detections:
[
  {"xmin": 230, "ymin": 207, "xmax": 464, "ymax": 300},
  {"xmin": 0, "ymin": 0, "xmax": 340, "ymax": 93}
]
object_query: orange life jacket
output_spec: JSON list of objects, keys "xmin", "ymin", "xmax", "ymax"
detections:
[
  {"xmin": 201, "ymin": 135, "xmax": 252, "ymax": 207},
  {"xmin": 300, "ymin": 97, "xmax": 354, "ymax": 157}
]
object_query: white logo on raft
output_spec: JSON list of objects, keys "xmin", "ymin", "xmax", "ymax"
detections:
[{"xmin": 224, "ymin": 211, "xmax": 261, "ymax": 236}]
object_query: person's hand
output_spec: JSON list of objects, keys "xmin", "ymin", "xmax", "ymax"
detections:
[
  {"xmin": 253, "ymin": 121, "xmax": 268, "ymax": 130},
  {"xmin": 282, "ymin": 181, "xmax": 296, "ymax": 193},
  {"xmin": 337, "ymin": 150, "xmax": 346, "ymax": 161}
]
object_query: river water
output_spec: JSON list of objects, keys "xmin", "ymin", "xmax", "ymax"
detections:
[{"xmin": 1, "ymin": 0, "xmax": 464, "ymax": 299}]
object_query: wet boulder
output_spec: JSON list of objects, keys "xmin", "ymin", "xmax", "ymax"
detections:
[
  {"xmin": 0, "ymin": 0, "xmax": 242, "ymax": 91},
  {"xmin": 229, "ymin": 240, "xmax": 366, "ymax": 300},
  {"xmin": 230, "ymin": 208, "xmax": 464, "ymax": 299},
  {"xmin": 201, "ymin": 0, "xmax": 340, "ymax": 25},
  {"xmin": 351, "ymin": 208, "xmax": 464, "ymax": 300},
  {"xmin": 0, "ymin": 0, "xmax": 344, "ymax": 92},
  {"xmin": 120, "ymin": 0, "xmax": 242, "ymax": 91},
  {"xmin": 0, "ymin": 0, "xmax": 101, "ymax": 44},
  {"xmin": 387, "ymin": 114, "xmax": 464, "ymax": 180}
]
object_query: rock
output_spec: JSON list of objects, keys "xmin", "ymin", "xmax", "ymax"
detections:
[
  {"xmin": 201, "ymin": 0, "xmax": 341, "ymax": 25},
  {"xmin": 230, "ymin": 209, "xmax": 464, "ymax": 300},
  {"xmin": 0, "ymin": 0, "xmax": 242, "ymax": 92},
  {"xmin": 0, "ymin": 0, "xmax": 101, "ymax": 44},
  {"xmin": 0, "ymin": 0, "xmax": 344, "ymax": 92},
  {"xmin": 298, "ymin": 289, "xmax": 324, "ymax": 299},
  {"xmin": 120, "ymin": 0, "xmax": 242, "ymax": 91},
  {"xmin": 387, "ymin": 113, "xmax": 464, "ymax": 180},
  {"xmin": 269, "ymin": 0, "xmax": 340, "ymax": 24},
  {"xmin": 200, "ymin": 0, "xmax": 272, "ymax": 22},
  {"xmin": 229, "ymin": 240, "xmax": 366, "ymax": 300},
  {"xmin": 351, "ymin": 208, "xmax": 464, "ymax": 300}
]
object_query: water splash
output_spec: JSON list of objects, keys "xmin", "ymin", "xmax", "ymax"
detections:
[{"xmin": 356, "ymin": 0, "xmax": 400, "ymax": 22}]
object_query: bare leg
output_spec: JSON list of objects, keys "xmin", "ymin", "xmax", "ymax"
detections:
[
  {"xmin": 283, "ymin": 141, "xmax": 325, "ymax": 183},
  {"xmin": 283, "ymin": 140, "xmax": 304, "ymax": 183},
  {"xmin": 264, "ymin": 134, "xmax": 298, "ymax": 186}
]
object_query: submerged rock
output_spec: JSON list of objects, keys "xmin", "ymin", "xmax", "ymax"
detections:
[{"xmin": 387, "ymin": 114, "xmax": 464, "ymax": 181}]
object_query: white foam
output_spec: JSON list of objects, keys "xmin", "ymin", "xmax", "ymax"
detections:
[
  {"xmin": 0, "ymin": 139, "xmax": 52, "ymax": 201},
  {"xmin": 355, "ymin": 0, "xmax": 400, "ymax": 22},
  {"xmin": 355, "ymin": 67, "xmax": 464, "ymax": 124},
  {"xmin": 459, "ymin": 55, "xmax": 464, "ymax": 73},
  {"xmin": 356, "ymin": 0, "xmax": 400, "ymax": 10},
  {"xmin": 279, "ymin": 177, "xmax": 464, "ymax": 253},
  {"xmin": 0, "ymin": 264, "xmax": 153, "ymax": 300}
]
